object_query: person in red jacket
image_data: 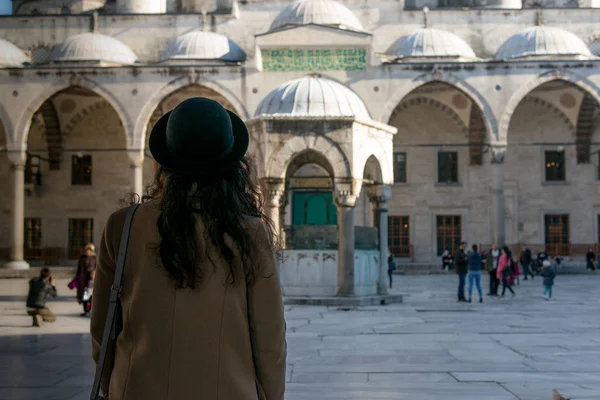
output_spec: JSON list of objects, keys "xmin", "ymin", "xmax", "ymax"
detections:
[{"xmin": 497, "ymin": 246, "xmax": 516, "ymax": 298}]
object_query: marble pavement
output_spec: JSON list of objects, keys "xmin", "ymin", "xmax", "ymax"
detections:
[{"xmin": 0, "ymin": 274, "xmax": 599, "ymax": 400}]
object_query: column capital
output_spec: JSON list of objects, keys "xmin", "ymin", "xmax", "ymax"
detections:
[
  {"xmin": 367, "ymin": 184, "xmax": 392, "ymax": 206},
  {"xmin": 127, "ymin": 149, "xmax": 145, "ymax": 168},
  {"xmin": 490, "ymin": 145, "xmax": 506, "ymax": 164},
  {"xmin": 260, "ymin": 177, "xmax": 286, "ymax": 208},
  {"xmin": 334, "ymin": 178, "xmax": 360, "ymax": 207},
  {"xmin": 6, "ymin": 150, "xmax": 27, "ymax": 168}
]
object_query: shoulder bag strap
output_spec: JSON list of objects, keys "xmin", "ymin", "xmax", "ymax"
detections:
[{"xmin": 90, "ymin": 204, "xmax": 140, "ymax": 400}]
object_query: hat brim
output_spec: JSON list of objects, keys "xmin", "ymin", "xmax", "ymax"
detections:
[{"xmin": 148, "ymin": 108, "xmax": 249, "ymax": 174}]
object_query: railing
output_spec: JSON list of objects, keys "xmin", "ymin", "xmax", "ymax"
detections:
[
  {"xmin": 0, "ymin": 247, "xmax": 81, "ymax": 265},
  {"xmin": 391, "ymin": 245, "xmax": 414, "ymax": 262},
  {"xmin": 478, "ymin": 243, "xmax": 599, "ymax": 258}
]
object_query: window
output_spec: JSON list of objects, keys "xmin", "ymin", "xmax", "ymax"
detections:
[
  {"xmin": 438, "ymin": 152, "xmax": 458, "ymax": 183},
  {"xmin": 68, "ymin": 219, "xmax": 94, "ymax": 259},
  {"xmin": 24, "ymin": 218, "xmax": 42, "ymax": 250},
  {"xmin": 436, "ymin": 215, "xmax": 461, "ymax": 256},
  {"xmin": 393, "ymin": 152, "xmax": 407, "ymax": 183},
  {"xmin": 545, "ymin": 151, "xmax": 565, "ymax": 182},
  {"xmin": 544, "ymin": 214, "xmax": 569, "ymax": 255},
  {"xmin": 72, "ymin": 155, "xmax": 92, "ymax": 185},
  {"xmin": 25, "ymin": 155, "xmax": 41, "ymax": 185},
  {"xmin": 388, "ymin": 216, "xmax": 410, "ymax": 257}
]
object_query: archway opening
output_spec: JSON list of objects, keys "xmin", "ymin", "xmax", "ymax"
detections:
[
  {"xmin": 506, "ymin": 79, "xmax": 600, "ymax": 253},
  {"xmin": 23, "ymin": 86, "xmax": 127, "ymax": 263},
  {"xmin": 285, "ymin": 150, "xmax": 336, "ymax": 227}
]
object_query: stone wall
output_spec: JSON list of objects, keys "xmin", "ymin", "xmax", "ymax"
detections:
[{"xmin": 279, "ymin": 249, "xmax": 379, "ymax": 296}]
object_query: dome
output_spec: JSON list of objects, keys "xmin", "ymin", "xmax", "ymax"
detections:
[
  {"xmin": 0, "ymin": 38, "xmax": 29, "ymax": 67},
  {"xmin": 386, "ymin": 28, "xmax": 476, "ymax": 61},
  {"xmin": 161, "ymin": 31, "xmax": 245, "ymax": 63},
  {"xmin": 494, "ymin": 26, "xmax": 592, "ymax": 60},
  {"xmin": 46, "ymin": 33, "xmax": 139, "ymax": 66},
  {"xmin": 255, "ymin": 75, "xmax": 370, "ymax": 119},
  {"xmin": 270, "ymin": 0, "xmax": 363, "ymax": 32}
]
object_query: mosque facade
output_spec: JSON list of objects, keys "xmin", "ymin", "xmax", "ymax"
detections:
[{"xmin": 1, "ymin": 0, "xmax": 600, "ymax": 295}]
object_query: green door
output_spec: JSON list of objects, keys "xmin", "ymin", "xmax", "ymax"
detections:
[{"xmin": 292, "ymin": 192, "xmax": 337, "ymax": 225}]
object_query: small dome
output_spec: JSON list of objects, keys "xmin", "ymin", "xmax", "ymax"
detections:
[
  {"xmin": 494, "ymin": 26, "xmax": 592, "ymax": 60},
  {"xmin": 0, "ymin": 38, "xmax": 29, "ymax": 67},
  {"xmin": 386, "ymin": 28, "xmax": 476, "ymax": 61},
  {"xmin": 161, "ymin": 31, "xmax": 245, "ymax": 63},
  {"xmin": 255, "ymin": 75, "xmax": 370, "ymax": 119},
  {"xmin": 46, "ymin": 33, "xmax": 138, "ymax": 66},
  {"xmin": 270, "ymin": 0, "xmax": 363, "ymax": 32}
]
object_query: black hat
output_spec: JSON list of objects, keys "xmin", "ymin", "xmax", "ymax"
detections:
[{"xmin": 149, "ymin": 97, "xmax": 249, "ymax": 175}]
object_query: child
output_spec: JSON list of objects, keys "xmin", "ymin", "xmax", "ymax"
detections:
[
  {"xmin": 81, "ymin": 269, "xmax": 95, "ymax": 317},
  {"xmin": 541, "ymin": 260, "xmax": 556, "ymax": 300}
]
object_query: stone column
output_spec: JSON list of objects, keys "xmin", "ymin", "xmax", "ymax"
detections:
[
  {"xmin": 260, "ymin": 178, "xmax": 286, "ymax": 244},
  {"xmin": 369, "ymin": 185, "xmax": 392, "ymax": 295},
  {"xmin": 3, "ymin": 151, "xmax": 29, "ymax": 269},
  {"xmin": 128, "ymin": 150, "xmax": 145, "ymax": 199},
  {"xmin": 335, "ymin": 190, "xmax": 357, "ymax": 297},
  {"xmin": 491, "ymin": 147, "xmax": 506, "ymax": 246}
]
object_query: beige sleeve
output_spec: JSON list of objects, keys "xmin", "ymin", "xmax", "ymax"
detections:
[
  {"xmin": 90, "ymin": 212, "xmax": 117, "ymax": 395},
  {"xmin": 247, "ymin": 221, "xmax": 287, "ymax": 400}
]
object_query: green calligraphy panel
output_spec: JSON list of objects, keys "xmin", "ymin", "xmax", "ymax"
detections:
[{"xmin": 261, "ymin": 48, "xmax": 367, "ymax": 72}]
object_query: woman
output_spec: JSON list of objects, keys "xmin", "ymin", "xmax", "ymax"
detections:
[
  {"xmin": 467, "ymin": 244, "xmax": 483, "ymax": 303},
  {"xmin": 497, "ymin": 246, "xmax": 515, "ymax": 298},
  {"xmin": 496, "ymin": 246, "xmax": 515, "ymax": 297},
  {"xmin": 73, "ymin": 243, "xmax": 96, "ymax": 316},
  {"xmin": 387, "ymin": 250, "xmax": 396, "ymax": 289},
  {"xmin": 91, "ymin": 98, "xmax": 287, "ymax": 400}
]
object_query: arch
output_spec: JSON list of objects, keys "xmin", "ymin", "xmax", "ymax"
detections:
[
  {"xmin": 380, "ymin": 73, "xmax": 497, "ymax": 143},
  {"xmin": 13, "ymin": 78, "xmax": 132, "ymax": 147},
  {"xmin": 498, "ymin": 70, "xmax": 600, "ymax": 144},
  {"xmin": 134, "ymin": 76, "xmax": 249, "ymax": 150},
  {"xmin": 37, "ymin": 100, "xmax": 62, "ymax": 170},
  {"xmin": 514, "ymin": 96, "xmax": 576, "ymax": 134},
  {"xmin": 0, "ymin": 102, "xmax": 14, "ymax": 146},
  {"xmin": 267, "ymin": 135, "xmax": 351, "ymax": 180},
  {"xmin": 389, "ymin": 96, "xmax": 469, "ymax": 135},
  {"xmin": 285, "ymin": 150, "xmax": 335, "ymax": 181},
  {"xmin": 362, "ymin": 155, "xmax": 383, "ymax": 184}
]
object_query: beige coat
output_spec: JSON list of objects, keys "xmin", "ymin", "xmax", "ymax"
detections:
[{"xmin": 91, "ymin": 201, "xmax": 286, "ymax": 400}]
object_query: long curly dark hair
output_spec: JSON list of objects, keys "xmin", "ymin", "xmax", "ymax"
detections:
[{"xmin": 126, "ymin": 156, "xmax": 276, "ymax": 289}]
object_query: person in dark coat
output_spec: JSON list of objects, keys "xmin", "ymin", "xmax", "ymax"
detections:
[
  {"xmin": 586, "ymin": 248, "xmax": 596, "ymax": 271},
  {"xmin": 74, "ymin": 243, "xmax": 97, "ymax": 316},
  {"xmin": 521, "ymin": 247, "xmax": 534, "ymax": 280},
  {"xmin": 26, "ymin": 268, "xmax": 57, "ymax": 327},
  {"xmin": 541, "ymin": 260, "xmax": 556, "ymax": 300},
  {"xmin": 387, "ymin": 251, "xmax": 396, "ymax": 289},
  {"xmin": 454, "ymin": 242, "xmax": 468, "ymax": 302},
  {"xmin": 484, "ymin": 244, "xmax": 501, "ymax": 296}
]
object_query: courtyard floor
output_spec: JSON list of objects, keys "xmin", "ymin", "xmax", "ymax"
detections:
[{"xmin": 0, "ymin": 274, "xmax": 599, "ymax": 400}]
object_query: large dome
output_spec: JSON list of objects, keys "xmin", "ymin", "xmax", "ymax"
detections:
[
  {"xmin": 494, "ymin": 26, "xmax": 592, "ymax": 60},
  {"xmin": 269, "ymin": 0, "xmax": 363, "ymax": 32},
  {"xmin": 46, "ymin": 33, "xmax": 139, "ymax": 66},
  {"xmin": 255, "ymin": 75, "xmax": 370, "ymax": 119},
  {"xmin": 386, "ymin": 28, "xmax": 476, "ymax": 61},
  {"xmin": 0, "ymin": 38, "xmax": 29, "ymax": 67},
  {"xmin": 161, "ymin": 31, "xmax": 246, "ymax": 63}
]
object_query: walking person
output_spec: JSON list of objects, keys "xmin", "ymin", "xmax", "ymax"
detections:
[
  {"xmin": 586, "ymin": 248, "xmax": 596, "ymax": 271},
  {"xmin": 387, "ymin": 250, "xmax": 396, "ymax": 289},
  {"xmin": 26, "ymin": 268, "xmax": 57, "ymax": 327},
  {"xmin": 521, "ymin": 246, "xmax": 534, "ymax": 280},
  {"xmin": 497, "ymin": 246, "xmax": 516, "ymax": 298},
  {"xmin": 91, "ymin": 98, "xmax": 286, "ymax": 400},
  {"xmin": 81, "ymin": 269, "xmax": 95, "ymax": 317},
  {"xmin": 485, "ymin": 244, "xmax": 501, "ymax": 296},
  {"xmin": 69, "ymin": 243, "xmax": 97, "ymax": 316},
  {"xmin": 467, "ymin": 244, "xmax": 483, "ymax": 303},
  {"xmin": 454, "ymin": 242, "xmax": 468, "ymax": 302},
  {"xmin": 541, "ymin": 260, "xmax": 556, "ymax": 300}
]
